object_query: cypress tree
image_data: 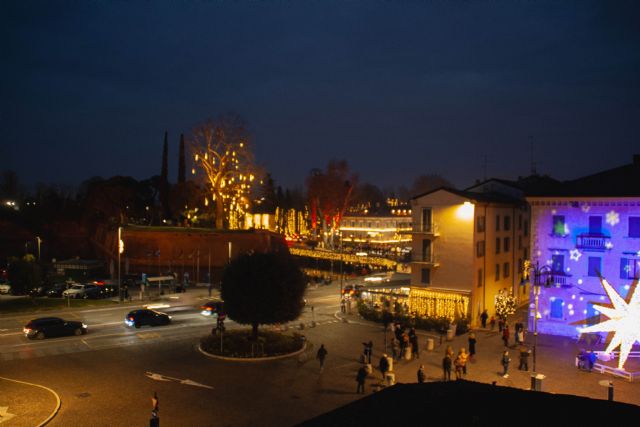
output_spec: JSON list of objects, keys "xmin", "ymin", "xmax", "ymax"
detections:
[{"xmin": 178, "ymin": 133, "xmax": 186, "ymax": 184}]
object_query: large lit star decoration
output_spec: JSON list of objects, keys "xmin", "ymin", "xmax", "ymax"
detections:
[
  {"xmin": 569, "ymin": 249, "xmax": 582, "ymax": 262},
  {"xmin": 579, "ymin": 277, "xmax": 640, "ymax": 370},
  {"xmin": 606, "ymin": 210, "xmax": 619, "ymax": 226}
]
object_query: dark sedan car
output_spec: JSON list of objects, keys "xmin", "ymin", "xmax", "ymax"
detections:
[
  {"xmin": 24, "ymin": 317, "xmax": 88, "ymax": 340},
  {"xmin": 46, "ymin": 283, "xmax": 69, "ymax": 298},
  {"xmin": 125, "ymin": 309, "xmax": 171, "ymax": 328},
  {"xmin": 200, "ymin": 300, "xmax": 224, "ymax": 317}
]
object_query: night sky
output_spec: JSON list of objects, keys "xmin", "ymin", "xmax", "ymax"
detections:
[{"xmin": 3, "ymin": 1, "xmax": 639, "ymax": 192}]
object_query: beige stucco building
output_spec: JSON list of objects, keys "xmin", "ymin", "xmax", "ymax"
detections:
[{"xmin": 409, "ymin": 181, "xmax": 531, "ymax": 326}]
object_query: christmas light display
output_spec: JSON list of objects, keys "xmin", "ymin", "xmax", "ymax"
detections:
[
  {"xmin": 408, "ymin": 288, "xmax": 469, "ymax": 320},
  {"xmin": 495, "ymin": 289, "xmax": 517, "ymax": 320},
  {"xmin": 569, "ymin": 249, "xmax": 582, "ymax": 262},
  {"xmin": 288, "ymin": 247, "xmax": 397, "ymax": 269},
  {"xmin": 605, "ymin": 210, "xmax": 620, "ymax": 226},
  {"xmin": 579, "ymin": 276, "xmax": 640, "ymax": 370}
]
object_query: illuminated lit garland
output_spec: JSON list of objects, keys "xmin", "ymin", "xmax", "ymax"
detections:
[
  {"xmin": 408, "ymin": 288, "xmax": 469, "ymax": 320},
  {"xmin": 494, "ymin": 289, "xmax": 517, "ymax": 320},
  {"xmin": 289, "ymin": 247, "xmax": 397, "ymax": 269}
]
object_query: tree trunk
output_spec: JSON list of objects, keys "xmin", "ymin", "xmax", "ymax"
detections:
[
  {"xmin": 252, "ymin": 322, "xmax": 259, "ymax": 341},
  {"xmin": 215, "ymin": 196, "xmax": 224, "ymax": 229}
]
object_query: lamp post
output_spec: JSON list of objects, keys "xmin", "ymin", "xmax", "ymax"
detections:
[
  {"xmin": 524, "ymin": 261, "xmax": 551, "ymax": 373},
  {"xmin": 118, "ymin": 227, "xmax": 124, "ymax": 303},
  {"xmin": 36, "ymin": 236, "xmax": 42, "ymax": 261}
]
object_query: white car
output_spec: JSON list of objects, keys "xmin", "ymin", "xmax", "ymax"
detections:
[
  {"xmin": 0, "ymin": 283, "xmax": 11, "ymax": 294},
  {"xmin": 62, "ymin": 284, "xmax": 97, "ymax": 299}
]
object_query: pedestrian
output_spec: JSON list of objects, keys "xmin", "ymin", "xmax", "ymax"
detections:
[
  {"xmin": 317, "ymin": 344, "xmax": 328, "ymax": 372},
  {"xmin": 501, "ymin": 350, "xmax": 511, "ymax": 378},
  {"xmin": 518, "ymin": 345, "xmax": 530, "ymax": 371},
  {"xmin": 516, "ymin": 327, "xmax": 525, "ymax": 347},
  {"xmin": 502, "ymin": 324, "xmax": 510, "ymax": 347},
  {"xmin": 468, "ymin": 333, "xmax": 477, "ymax": 359},
  {"xmin": 417, "ymin": 365, "xmax": 426, "ymax": 384},
  {"xmin": 367, "ymin": 340, "xmax": 373, "ymax": 364},
  {"xmin": 123, "ymin": 284, "xmax": 129, "ymax": 301},
  {"xmin": 356, "ymin": 365, "xmax": 368, "ymax": 394},
  {"xmin": 379, "ymin": 353, "xmax": 390, "ymax": 381},
  {"xmin": 401, "ymin": 332, "xmax": 410, "ymax": 359},
  {"xmin": 150, "ymin": 391, "xmax": 159, "ymax": 427},
  {"xmin": 458, "ymin": 348, "xmax": 469, "ymax": 375},
  {"xmin": 498, "ymin": 317, "xmax": 504, "ymax": 333},
  {"xmin": 340, "ymin": 298, "xmax": 346, "ymax": 314},
  {"xmin": 490, "ymin": 315, "xmax": 496, "ymax": 331},
  {"xmin": 391, "ymin": 338, "xmax": 400, "ymax": 361},
  {"xmin": 480, "ymin": 309, "xmax": 488, "ymax": 328},
  {"xmin": 454, "ymin": 354, "xmax": 464, "ymax": 380},
  {"xmin": 410, "ymin": 333, "xmax": 420, "ymax": 359},
  {"xmin": 442, "ymin": 353, "xmax": 452, "ymax": 381}
]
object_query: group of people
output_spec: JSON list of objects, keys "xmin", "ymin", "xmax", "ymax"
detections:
[
  {"xmin": 499, "ymin": 320, "xmax": 526, "ymax": 348},
  {"xmin": 442, "ymin": 345, "xmax": 471, "ymax": 381},
  {"xmin": 576, "ymin": 349, "xmax": 597, "ymax": 372},
  {"xmin": 390, "ymin": 323, "xmax": 420, "ymax": 361}
]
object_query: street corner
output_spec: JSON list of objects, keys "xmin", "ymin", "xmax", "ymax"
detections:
[{"xmin": 0, "ymin": 377, "xmax": 60, "ymax": 426}]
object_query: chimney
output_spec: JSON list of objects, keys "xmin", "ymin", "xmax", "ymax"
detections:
[{"xmin": 634, "ymin": 154, "xmax": 640, "ymax": 166}]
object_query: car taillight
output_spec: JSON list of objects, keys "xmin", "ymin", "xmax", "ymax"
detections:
[
  {"xmin": 129, "ymin": 317, "xmax": 134, "ymax": 321},
  {"xmin": 24, "ymin": 328, "xmax": 31, "ymax": 333}
]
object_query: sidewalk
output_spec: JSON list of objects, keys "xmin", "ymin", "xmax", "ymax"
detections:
[{"xmin": 336, "ymin": 307, "xmax": 640, "ymax": 407}]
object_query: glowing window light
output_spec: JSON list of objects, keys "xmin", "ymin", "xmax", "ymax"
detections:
[
  {"xmin": 579, "ymin": 276, "xmax": 640, "ymax": 370},
  {"xmin": 456, "ymin": 201, "xmax": 474, "ymax": 220}
]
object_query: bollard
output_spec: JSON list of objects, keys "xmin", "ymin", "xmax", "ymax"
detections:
[{"xmin": 608, "ymin": 381, "xmax": 614, "ymax": 401}]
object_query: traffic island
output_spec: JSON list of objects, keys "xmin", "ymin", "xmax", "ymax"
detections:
[
  {"xmin": 0, "ymin": 376, "xmax": 61, "ymax": 426},
  {"xmin": 199, "ymin": 330, "xmax": 306, "ymax": 361}
]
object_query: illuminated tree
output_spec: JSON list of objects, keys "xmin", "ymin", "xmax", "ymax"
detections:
[
  {"xmin": 190, "ymin": 115, "xmax": 257, "ymax": 229},
  {"xmin": 306, "ymin": 160, "xmax": 357, "ymax": 249},
  {"xmin": 494, "ymin": 289, "xmax": 517, "ymax": 320}
]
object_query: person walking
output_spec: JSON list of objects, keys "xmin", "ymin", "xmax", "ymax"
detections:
[
  {"xmin": 454, "ymin": 354, "xmax": 464, "ymax": 380},
  {"xmin": 410, "ymin": 333, "xmax": 420, "ymax": 359},
  {"xmin": 502, "ymin": 324, "xmax": 510, "ymax": 348},
  {"xmin": 317, "ymin": 344, "xmax": 328, "ymax": 373},
  {"xmin": 501, "ymin": 350, "xmax": 511, "ymax": 378},
  {"xmin": 480, "ymin": 309, "xmax": 488, "ymax": 328},
  {"xmin": 150, "ymin": 391, "xmax": 159, "ymax": 427},
  {"xmin": 391, "ymin": 338, "xmax": 400, "ymax": 361},
  {"xmin": 518, "ymin": 345, "xmax": 530, "ymax": 371},
  {"xmin": 356, "ymin": 365, "xmax": 368, "ymax": 394},
  {"xmin": 379, "ymin": 354, "xmax": 390, "ymax": 382},
  {"xmin": 366, "ymin": 340, "xmax": 373, "ymax": 364},
  {"xmin": 458, "ymin": 348, "xmax": 469, "ymax": 375},
  {"xmin": 442, "ymin": 352, "xmax": 452, "ymax": 381},
  {"xmin": 498, "ymin": 317, "xmax": 504, "ymax": 333},
  {"xmin": 468, "ymin": 333, "xmax": 477, "ymax": 359},
  {"xmin": 516, "ymin": 327, "xmax": 525, "ymax": 347},
  {"xmin": 417, "ymin": 365, "xmax": 426, "ymax": 384},
  {"xmin": 340, "ymin": 298, "xmax": 346, "ymax": 314}
]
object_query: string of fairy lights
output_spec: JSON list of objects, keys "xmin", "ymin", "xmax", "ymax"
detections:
[
  {"xmin": 288, "ymin": 247, "xmax": 397, "ymax": 269},
  {"xmin": 408, "ymin": 288, "xmax": 470, "ymax": 321}
]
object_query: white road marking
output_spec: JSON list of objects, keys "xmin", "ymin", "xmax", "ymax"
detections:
[{"xmin": 145, "ymin": 371, "xmax": 214, "ymax": 389}]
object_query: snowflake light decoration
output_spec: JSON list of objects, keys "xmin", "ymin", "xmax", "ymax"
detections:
[
  {"xmin": 579, "ymin": 277, "xmax": 640, "ymax": 370},
  {"xmin": 606, "ymin": 210, "xmax": 619, "ymax": 226},
  {"xmin": 581, "ymin": 204, "xmax": 591, "ymax": 213},
  {"xmin": 569, "ymin": 249, "xmax": 582, "ymax": 262},
  {"xmin": 605, "ymin": 241, "xmax": 614, "ymax": 250}
]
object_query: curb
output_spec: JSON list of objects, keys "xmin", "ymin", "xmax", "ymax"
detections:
[
  {"xmin": 0, "ymin": 376, "xmax": 61, "ymax": 426},
  {"xmin": 197, "ymin": 341, "xmax": 308, "ymax": 362}
]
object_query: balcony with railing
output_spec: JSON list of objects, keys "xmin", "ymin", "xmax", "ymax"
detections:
[
  {"xmin": 411, "ymin": 253, "xmax": 440, "ymax": 267},
  {"xmin": 411, "ymin": 222, "xmax": 440, "ymax": 236},
  {"xmin": 576, "ymin": 234, "xmax": 611, "ymax": 252}
]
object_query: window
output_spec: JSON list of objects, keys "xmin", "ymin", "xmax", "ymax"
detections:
[
  {"xmin": 476, "ymin": 216, "xmax": 485, "ymax": 233},
  {"xmin": 589, "ymin": 216, "xmax": 602, "ymax": 235},
  {"xmin": 422, "ymin": 239, "xmax": 432, "ymax": 262},
  {"xmin": 551, "ymin": 255, "xmax": 564, "ymax": 274},
  {"xmin": 495, "ymin": 238, "xmax": 501, "ymax": 254},
  {"xmin": 518, "ymin": 214, "xmax": 522, "ymax": 230},
  {"xmin": 496, "ymin": 215, "xmax": 500, "ymax": 231},
  {"xmin": 524, "ymin": 220, "xmax": 529, "ymax": 237},
  {"xmin": 495, "ymin": 264, "xmax": 500, "ymax": 281},
  {"xmin": 503, "ymin": 262, "xmax": 510, "ymax": 278},
  {"xmin": 550, "ymin": 299, "xmax": 564, "ymax": 319},
  {"xmin": 620, "ymin": 258, "xmax": 639, "ymax": 280},
  {"xmin": 476, "ymin": 241, "xmax": 485, "ymax": 257},
  {"xmin": 552, "ymin": 215, "xmax": 565, "ymax": 236},
  {"xmin": 421, "ymin": 208, "xmax": 432, "ymax": 232},
  {"xmin": 586, "ymin": 303, "xmax": 600, "ymax": 326},
  {"xmin": 504, "ymin": 215, "xmax": 511, "ymax": 231},
  {"xmin": 421, "ymin": 268, "xmax": 431, "ymax": 285},
  {"xmin": 588, "ymin": 257, "xmax": 601, "ymax": 277},
  {"xmin": 504, "ymin": 237, "xmax": 510, "ymax": 252},
  {"xmin": 630, "ymin": 217, "xmax": 640, "ymax": 238},
  {"xmin": 477, "ymin": 269, "xmax": 483, "ymax": 288}
]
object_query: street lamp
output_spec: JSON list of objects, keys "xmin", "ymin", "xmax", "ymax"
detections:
[
  {"xmin": 523, "ymin": 260, "xmax": 552, "ymax": 373},
  {"xmin": 118, "ymin": 227, "xmax": 124, "ymax": 302},
  {"xmin": 36, "ymin": 236, "xmax": 42, "ymax": 261}
]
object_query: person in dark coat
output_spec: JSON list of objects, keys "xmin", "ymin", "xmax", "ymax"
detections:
[
  {"xmin": 480, "ymin": 310, "xmax": 489, "ymax": 328},
  {"xmin": 442, "ymin": 353, "xmax": 452, "ymax": 381},
  {"xmin": 417, "ymin": 365, "xmax": 426, "ymax": 384},
  {"xmin": 502, "ymin": 324, "xmax": 510, "ymax": 347},
  {"xmin": 501, "ymin": 350, "xmax": 511, "ymax": 378},
  {"xmin": 379, "ymin": 354, "xmax": 390, "ymax": 381},
  {"xmin": 518, "ymin": 345, "xmax": 530, "ymax": 371},
  {"xmin": 317, "ymin": 344, "xmax": 328, "ymax": 372},
  {"xmin": 410, "ymin": 334, "xmax": 420, "ymax": 359},
  {"xmin": 356, "ymin": 365, "xmax": 368, "ymax": 394},
  {"xmin": 468, "ymin": 333, "xmax": 477, "ymax": 358}
]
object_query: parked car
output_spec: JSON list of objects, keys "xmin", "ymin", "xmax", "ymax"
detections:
[
  {"xmin": 0, "ymin": 282, "xmax": 12, "ymax": 295},
  {"xmin": 47, "ymin": 283, "xmax": 69, "ymax": 298},
  {"xmin": 200, "ymin": 300, "xmax": 224, "ymax": 317},
  {"xmin": 29, "ymin": 285, "xmax": 50, "ymax": 297},
  {"xmin": 23, "ymin": 317, "xmax": 88, "ymax": 340},
  {"xmin": 125, "ymin": 309, "xmax": 171, "ymax": 328},
  {"xmin": 62, "ymin": 284, "xmax": 99, "ymax": 299}
]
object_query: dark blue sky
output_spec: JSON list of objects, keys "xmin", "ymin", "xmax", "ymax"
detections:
[{"xmin": 2, "ymin": 1, "xmax": 639, "ymax": 192}]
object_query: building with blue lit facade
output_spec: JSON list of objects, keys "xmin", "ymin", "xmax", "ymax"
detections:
[{"xmin": 526, "ymin": 155, "xmax": 640, "ymax": 337}]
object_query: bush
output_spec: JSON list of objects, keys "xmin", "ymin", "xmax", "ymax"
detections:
[{"xmin": 200, "ymin": 330, "xmax": 304, "ymax": 358}]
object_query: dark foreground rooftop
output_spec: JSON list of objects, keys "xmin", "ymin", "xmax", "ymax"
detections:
[{"xmin": 297, "ymin": 380, "xmax": 640, "ymax": 426}]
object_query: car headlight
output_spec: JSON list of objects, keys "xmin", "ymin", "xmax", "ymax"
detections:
[{"xmin": 82, "ymin": 323, "xmax": 88, "ymax": 328}]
